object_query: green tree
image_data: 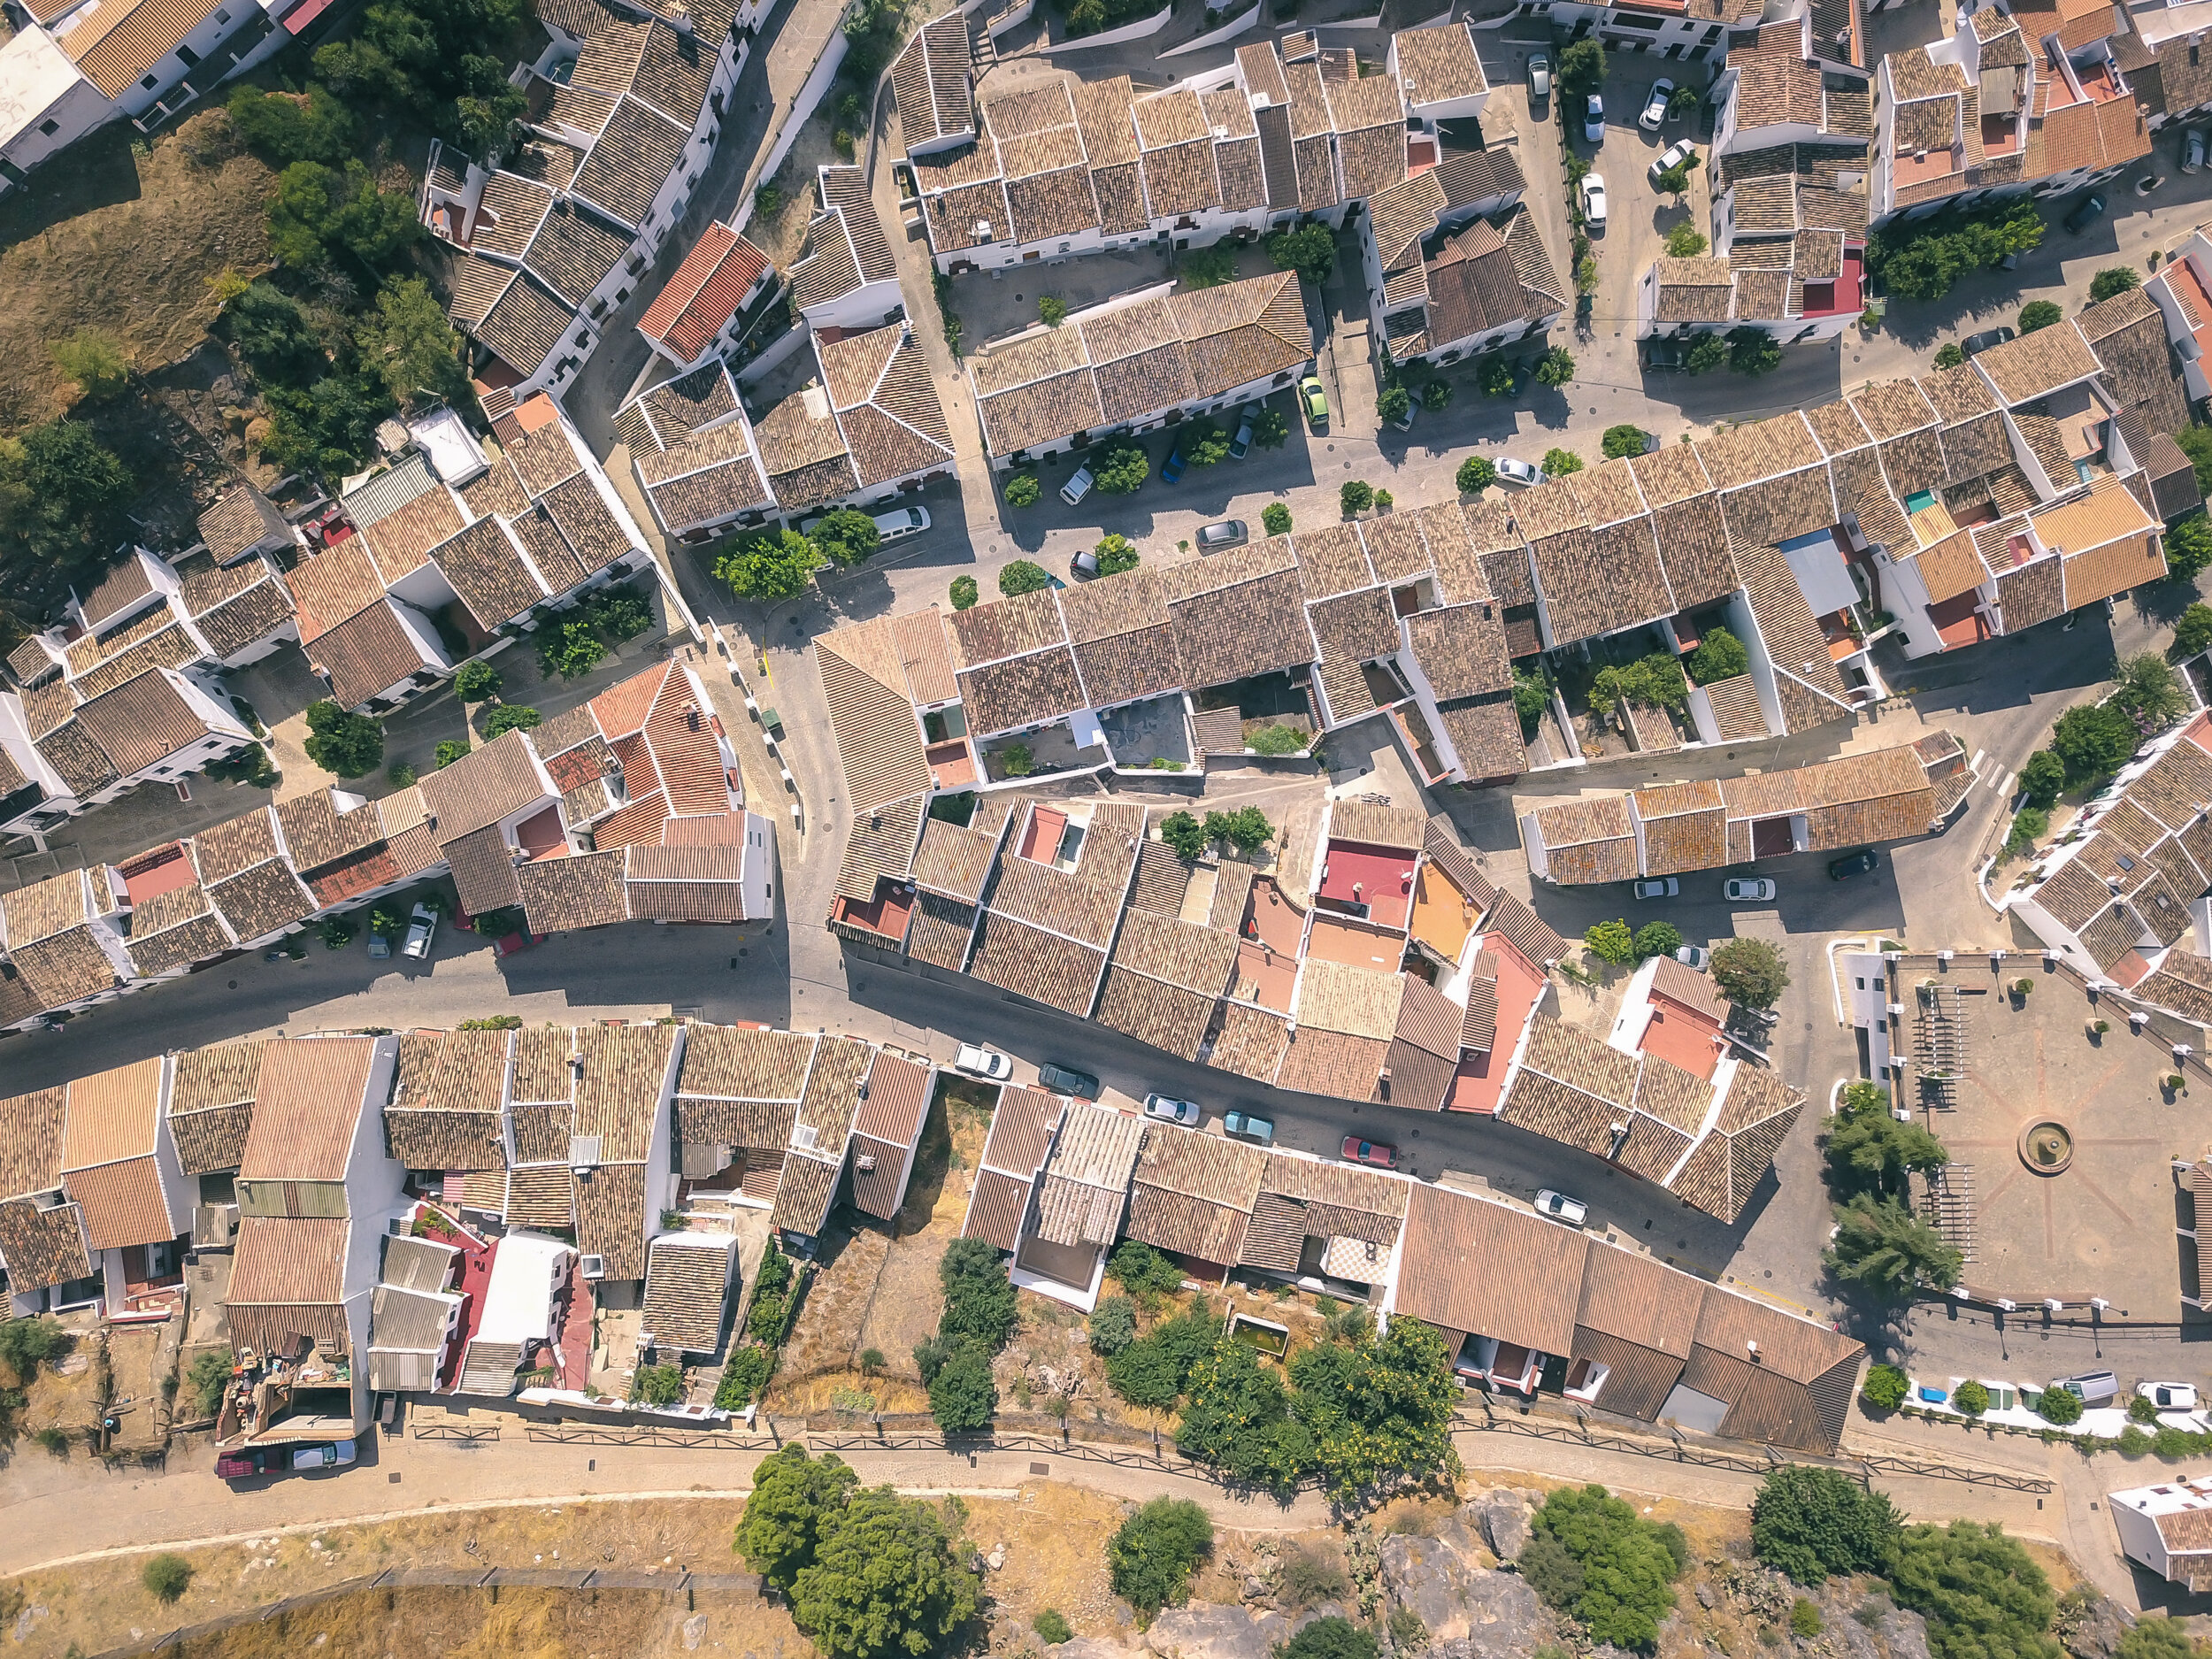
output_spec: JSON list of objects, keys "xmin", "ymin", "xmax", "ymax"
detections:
[
  {"xmin": 485, "ymin": 703, "xmax": 541, "ymax": 738},
  {"xmin": 357, "ymin": 278, "xmax": 466, "ymax": 407},
  {"xmin": 999, "ymin": 559, "xmax": 1051, "ymax": 596},
  {"xmin": 1592, "ymin": 652, "xmax": 1688, "ymax": 712},
  {"xmin": 1267, "ymin": 225, "xmax": 1339, "ymax": 286},
  {"xmin": 1710, "ymin": 936, "xmax": 1788, "ymax": 1008},
  {"xmin": 226, "ymin": 84, "xmax": 356, "ymax": 165},
  {"xmin": 1728, "ymin": 327, "xmax": 1783, "ymax": 375},
  {"xmin": 269, "ymin": 159, "xmax": 424, "ymax": 266},
  {"xmin": 2037, "ymin": 1385, "xmax": 2083, "ymax": 1425},
  {"xmin": 716, "ymin": 529, "xmax": 824, "ymax": 601},
  {"xmin": 1686, "ymin": 626, "xmax": 1749, "ymax": 684},
  {"xmin": 1176, "ymin": 1337, "xmax": 1312, "ymax": 1494},
  {"xmin": 1862, "ymin": 1363, "xmax": 1909, "ymax": 1410},
  {"xmin": 1557, "ymin": 38, "xmax": 1607, "ymax": 93},
  {"xmin": 2167, "ymin": 513, "xmax": 2212, "ymax": 581},
  {"xmin": 1003, "ymin": 474, "xmax": 1040, "ymax": 507},
  {"xmin": 1040, "ymin": 296, "xmax": 1068, "ymax": 327},
  {"xmin": 538, "ymin": 621, "xmax": 606, "ymax": 680},
  {"xmin": 1034, "ymin": 1610, "xmax": 1074, "ymax": 1645},
  {"xmin": 1602, "ymin": 425, "xmax": 1651, "ymax": 460},
  {"xmin": 0, "ymin": 1315, "xmax": 65, "ymax": 1371},
  {"xmin": 2177, "ymin": 427, "xmax": 2212, "ymax": 499},
  {"xmin": 1094, "ymin": 533, "xmax": 1139, "ymax": 575},
  {"xmin": 2018, "ymin": 749, "xmax": 2065, "ymax": 808},
  {"xmin": 1378, "ymin": 386, "xmax": 1412, "ymax": 426},
  {"xmin": 311, "ymin": 0, "xmax": 529, "ymax": 158},
  {"xmin": 1526, "ymin": 1484, "xmax": 1683, "ymax": 1651},
  {"xmin": 1751, "ymin": 1465, "xmax": 1903, "ymax": 1584},
  {"xmin": 222, "ymin": 282, "xmax": 326, "ymax": 386},
  {"xmin": 1663, "ymin": 224, "xmax": 1708, "ymax": 257},
  {"xmin": 1654, "ymin": 165, "xmax": 1692, "ymax": 197},
  {"xmin": 0, "ymin": 420, "xmax": 134, "ymax": 572},
  {"xmin": 1184, "ymin": 420, "xmax": 1232, "ymax": 465},
  {"xmin": 1088, "ymin": 1296, "xmax": 1137, "ymax": 1356},
  {"xmin": 950, "ymin": 574, "xmax": 979, "ymax": 610},
  {"xmin": 1341, "ymin": 480, "xmax": 1374, "ymax": 515},
  {"xmin": 2177, "ymin": 603, "xmax": 2212, "ymax": 661},
  {"xmin": 1826, "ymin": 1192, "xmax": 1963, "ymax": 1296},
  {"xmin": 1886, "ymin": 1522, "xmax": 2060, "ymax": 1659},
  {"xmin": 1279, "ymin": 1618, "xmax": 1379, "ymax": 1659},
  {"xmin": 1934, "ymin": 342, "xmax": 1967, "ymax": 370},
  {"xmin": 2018, "ymin": 300, "xmax": 2063, "ymax": 334},
  {"xmin": 1535, "ymin": 347, "xmax": 1577, "ymax": 387},
  {"xmin": 2118, "ymin": 1619, "xmax": 2193, "ymax": 1659},
  {"xmin": 2050, "ymin": 700, "xmax": 2140, "ymax": 783},
  {"xmin": 1262, "ymin": 503, "xmax": 1293, "ymax": 535},
  {"xmin": 183, "ymin": 1348, "xmax": 230, "ymax": 1417},
  {"xmin": 259, "ymin": 367, "xmax": 395, "ymax": 476},
  {"xmin": 714, "ymin": 1341, "xmax": 775, "ymax": 1409},
  {"xmin": 1108, "ymin": 1498, "xmax": 1214, "ymax": 1620},
  {"xmin": 1457, "ymin": 456, "xmax": 1497, "ymax": 494},
  {"xmin": 2112, "ymin": 651, "xmax": 2188, "ymax": 730},
  {"xmin": 2005, "ymin": 805, "xmax": 2049, "ymax": 856},
  {"xmin": 1826, "ymin": 1079, "xmax": 1948, "ymax": 1198},
  {"xmin": 435, "ymin": 739, "xmax": 471, "ymax": 768},
  {"xmin": 926, "ymin": 1342, "xmax": 996, "ymax": 1432},
  {"xmin": 1632, "ymin": 921, "xmax": 1683, "ymax": 962},
  {"xmin": 1179, "ymin": 242, "xmax": 1238, "ymax": 288},
  {"xmin": 50, "ymin": 329, "xmax": 130, "ymax": 403},
  {"xmin": 1289, "ymin": 1316, "xmax": 1458, "ymax": 1502},
  {"xmin": 453, "ymin": 659, "xmax": 502, "ymax": 703},
  {"xmin": 303, "ymin": 700, "xmax": 383, "ymax": 778},
  {"xmin": 1870, "ymin": 201, "xmax": 2042, "ymax": 301},
  {"xmin": 788, "ymin": 1484, "xmax": 981, "ymax": 1659},
  {"xmin": 1093, "ymin": 443, "xmax": 1150, "ymax": 495},
  {"xmin": 1422, "ymin": 380, "xmax": 1452, "ymax": 411},
  {"xmin": 633, "ymin": 1362, "xmax": 684, "ymax": 1404},
  {"xmin": 142, "ymin": 1554, "xmax": 194, "ymax": 1603},
  {"xmin": 1481, "ymin": 357, "xmax": 1516, "ymax": 396},
  {"xmin": 1585, "ymin": 919, "xmax": 1636, "ymax": 964},
  {"xmin": 1159, "ymin": 811, "xmax": 1206, "ymax": 860},
  {"xmin": 2090, "ymin": 266, "xmax": 2143, "ymax": 303},
  {"xmin": 811, "ymin": 508, "xmax": 881, "ymax": 567},
  {"xmin": 1253, "ymin": 409, "xmax": 1289, "ymax": 449},
  {"xmin": 1204, "ymin": 805, "xmax": 1274, "ymax": 856},
  {"xmin": 736, "ymin": 1445, "xmax": 864, "ymax": 1588},
  {"xmin": 1542, "ymin": 448, "xmax": 1584, "ymax": 478},
  {"xmin": 1953, "ymin": 1379, "xmax": 1989, "ymax": 1415},
  {"xmin": 1107, "ymin": 1306, "xmax": 1221, "ymax": 1409},
  {"xmin": 1686, "ymin": 334, "xmax": 1730, "ymax": 374}
]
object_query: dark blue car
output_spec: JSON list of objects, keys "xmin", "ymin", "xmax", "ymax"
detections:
[{"xmin": 1162, "ymin": 445, "xmax": 1187, "ymax": 484}]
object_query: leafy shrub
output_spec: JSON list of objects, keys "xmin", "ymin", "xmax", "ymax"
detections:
[
  {"xmin": 1108, "ymin": 1497, "xmax": 1213, "ymax": 1620},
  {"xmin": 998, "ymin": 743, "xmax": 1033, "ymax": 778},
  {"xmin": 714, "ymin": 1342, "xmax": 775, "ymax": 1409},
  {"xmin": 1886, "ymin": 1521, "xmax": 2058, "ymax": 1659},
  {"xmin": 1179, "ymin": 242, "xmax": 1238, "ymax": 288},
  {"xmin": 1792, "ymin": 1599, "xmax": 1824, "ymax": 1638},
  {"xmin": 1289, "ymin": 1316, "xmax": 1456, "ymax": 1502},
  {"xmin": 1934, "ymin": 342, "xmax": 1966, "ymax": 370},
  {"xmin": 939, "ymin": 1235, "xmax": 1018, "ymax": 1348},
  {"xmin": 1602, "ymin": 426, "xmax": 1652, "ymax": 460},
  {"xmin": 1159, "ymin": 810, "xmax": 1207, "ymax": 861},
  {"xmin": 1093, "ymin": 443, "xmax": 1150, "ymax": 495},
  {"xmin": 484, "ymin": 704, "xmax": 541, "ymax": 740},
  {"xmin": 1267, "ymin": 225, "xmax": 1338, "ymax": 286},
  {"xmin": 1481, "ymin": 357, "xmax": 1516, "ymax": 396},
  {"xmin": 1341, "ymin": 480, "xmax": 1373, "ymax": 515},
  {"xmin": 717, "ymin": 529, "xmax": 824, "ymax": 600},
  {"xmin": 1686, "ymin": 626, "xmax": 1749, "ymax": 685},
  {"xmin": 1094, "ymin": 533, "xmax": 1139, "ymax": 575},
  {"xmin": 1176, "ymin": 1337, "xmax": 1311, "ymax": 1494},
  {"xmin": 1525, "ymin": 1485, "xmax": 1685, "ymax": 1650},
  {"xmin": 1664, "ymin": 224, "xmax": 1709, "ymax": 257},
  {"xmin": 1728, "ymin": 327, "xmax": 1783, "ymax": 376},
  {"xmin": 1632, "ymin": 921, "xmax": 1683, "ymax": 962},
  {"xmin": 1262, "ymin": 503, "xmax": 1293, "ymax": 534},
  {"xmin": 1862, "ymin": 1363, "xmax": 1909, "ymax": 1410},
  {"xmin": 1110, "ymin": 1240, "xmax": 1188, "ymax": 1297},
  {"xmin": 1088, "ymin": 1296, "xmax": 1137, "ymax": 1356},
  {"xmin": 143, "ymin": 1554, "xmax": 194, "ymax": 1603},
  {"xmin": 585, "ymin": 584, "xmax": 653, "ymax": 641},
  {"xmin": 1536, "ymin": 348, "xmax": 1576, "ymax": 387},
  {"xmin": 1279, "ymin": 1617, "xmax": 1378, "ymax": 1659},
  {"xmin": 1593, "ymin": 651, "xmax": 1688, "ymax": 712},
  {"xmin": 1389, "ymin": 1608, "xmax": 1431, "ymax": 1652},
  {"xmin": 1000, "ymin": 559, "xmax": 1051, "ymax": 596},
  {"xmin": 1107, "ymin": 1306, "xmax": 1221, "ymax": 1409},
  {"xmin": 2037, "ymin": 1385, "xmax": 2082, "ymax": 1425},
  {"xmin": 1457, "ymin": 456, "xmax": 1496, "ymax": 493},
  {"xmin": 1034, "ymin": 1610, "xmax": 1073, "ymax": 1644},
  {"xmin": 1248, "ymin": 725, "xmax": 1306, "ymax": 756},
  {"xmin": 1422, "ymin": 380, "xmax": 1452, "ymax": 411},
  {"xmin": 2119, "ymin": 1619, "xmax": 2193, "ymax": 1659},
  {"xmin": 1276, "ymin": 1543, "xmax": 1349, "ymax": 1609},
  {"xmin": 1003, "ymin": 474, "xmax": 1040, "ymax": 507},
  {"xmin": 454, "ymin": 660, "xmax": 502, "ymax": 703},
  {"xmin": 51, "ymin": 329, "xmax": 130, "ymax": 403},
  {"xmin": 435, "ymin": 739, "xmax": 470, "ymax": 769},
  {"xmin": 1542, "ymin": 448, "xmax": 1584, "ymax": 477},
  {"xmin": 926, "ymin": 1342, "xmax": 996, "ymax": 1431},
  {"xmin": 749, "ymin": 1293, "xmax": 788, "ymax": 1341},
  {"xmin": 1513, "ymin": 664, "xmax": 1553, "ymax": 738},
  {"xmin": 1379, "ymin": 386, "xmax": 1412, "ymax": 426},
  {"xmin": 2167, "ymin": 514, "xmax": 2212, "ymax": 581},
  {"xmin": 1040, "ymin": 296, "xmax": 1067, "ymax": 326},
  {"xmin": 2018, "ymin": 300, "xmax": 2062, "ymax": 334},
  {"xmin": 1752, "ymin": 1464, "xmax": 1903, "ymax": 1583},
  {"xmin": 950, "ymin": 575, "xmax": 979, "ymax": 610},
  {"xmin": 2018, "ymin": 749, "xmax": 2064, "ymax": 809},
  {"xmin": 633, "ymin": 1363, "xmax": 685, "ymax": 1405},
  {"xmin": 2005, "ymin": 807, "xmax": 2048, "ymax": 856},
  {"xmin": 2119, "ymin": 1424, "xmax": 2155, "ymax": 1455}
]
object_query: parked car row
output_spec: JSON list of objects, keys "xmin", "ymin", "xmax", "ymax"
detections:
[{"xmin": 1629, "ymin": 877, "xmax": 1777, "ymax": 902}]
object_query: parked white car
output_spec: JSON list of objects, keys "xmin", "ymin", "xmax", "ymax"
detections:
[
  {"xmin": 872, "ymin": 506, "xmax": 930, "ymax": 541},
  {"xmin": 1494, "ymin": 456, "xmax": 1542, "ymax": 488},
  {"xmin": 1674, "ymin": 943, "xmax": 1710, "ymax": 971},
  {"xmin": 1143, "ymin": 1092, "xmax": 1202, "ymax": 1125},
  {"xmin": 1648, "ymin": 139, "xmax": 1697, "ymax": 182},
  {"xmin": 2139, "ymin": 1381, "xmax": 2200, "ymax": 1410},
  {"xmin": 400, "ymin": 902, "xmax": 439, "ymax": 960},
  {"xmin": 1578, "ymin": 173, "xmax": 1608, "ymax": 230},
  {"xmin": 1534, "ymin": 1189, "xmax": 1589, "ymax": 1226},
  {"xmin": 1584, "ymin": 92, "xmax": 1604, "ymax": 143},
  {"xmin": 1724, "ymin": 878, "xmax": 1777, "ymax": 902},
  {"xmin": 953, "ymin": 1043, "xmax": 1012, "ymax": 1079},
  {"xmin": 1059, "ymin": 465, "xmax": 1094, "ymax": 507},
  {"xmin": 1641, "ymin": 79, "xmax": 1675, "ymax": 130}
]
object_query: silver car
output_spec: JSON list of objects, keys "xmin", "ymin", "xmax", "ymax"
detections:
[
  {"xmin": 1197, "ymin": 519, "xmax": 1248, "ymax": 551},
  {"xmin": 1494, "ymin": 456, "xmax": 1541, "ymax": 488},
  {"xmin": 1527, "ymin": 51, "xmax": 1550, "ymax": 101},
  {"xmin": 1227, "ymin": 402, "xmax": 1262, "ymax": 459},
  {"xmin": 1143, "ymin": 1092, "xmax": 1202, "ymax": 1125}
]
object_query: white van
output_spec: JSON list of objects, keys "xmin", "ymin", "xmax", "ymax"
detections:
[{"xmin": 872, "ymin": 506, "xmax": 930, "ymax": 541}]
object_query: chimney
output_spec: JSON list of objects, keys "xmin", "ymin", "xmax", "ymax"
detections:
[{"xmin": 1747, "ymin": 1339, "xmax": 1762, "ymax": 1360}]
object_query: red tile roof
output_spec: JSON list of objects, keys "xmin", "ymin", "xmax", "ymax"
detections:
[{"xmin": 638, "ymin": 224, "xmax": 772, "ymax": 362}]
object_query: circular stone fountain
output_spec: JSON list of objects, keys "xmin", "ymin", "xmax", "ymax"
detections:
[{"xmin": 2017, "ymin": 1119, "xmax": 2074, "ymax": 1176}]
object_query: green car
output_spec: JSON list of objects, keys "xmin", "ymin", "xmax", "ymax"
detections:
[
  {"xmin": 1300, "ymin": 375, "xmax": 1329, "ymax": 431},
  {"xmin": 1224, "ymin": 1110, "xmax": 1275, "ymax": 1145}
]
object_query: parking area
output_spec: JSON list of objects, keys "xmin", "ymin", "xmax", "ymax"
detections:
[{"xmin": 1567, "ymin": 59, "xmax": 1710, "ymax": 356}]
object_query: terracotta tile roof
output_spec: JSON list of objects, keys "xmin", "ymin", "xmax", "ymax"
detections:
[
  {"xmin": 419, "ymin": 727, "xmax": 549, "ymax": 848},
  {"xmin": 1394, "ymin": 1183, "xmax": 1586, "ymax": 1351},
  {"xmin": 238, "ymin": 1036, "xmax": 379, "ymax": 1181},
  {"xmin": 969, "ymin": 910, "xmax": 1104, "ymax": 1015}
]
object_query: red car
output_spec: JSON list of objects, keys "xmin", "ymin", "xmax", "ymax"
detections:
[{"xmin": 1341, "ymin": 1136, "xmax": 1397, "ymax": 1168}]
